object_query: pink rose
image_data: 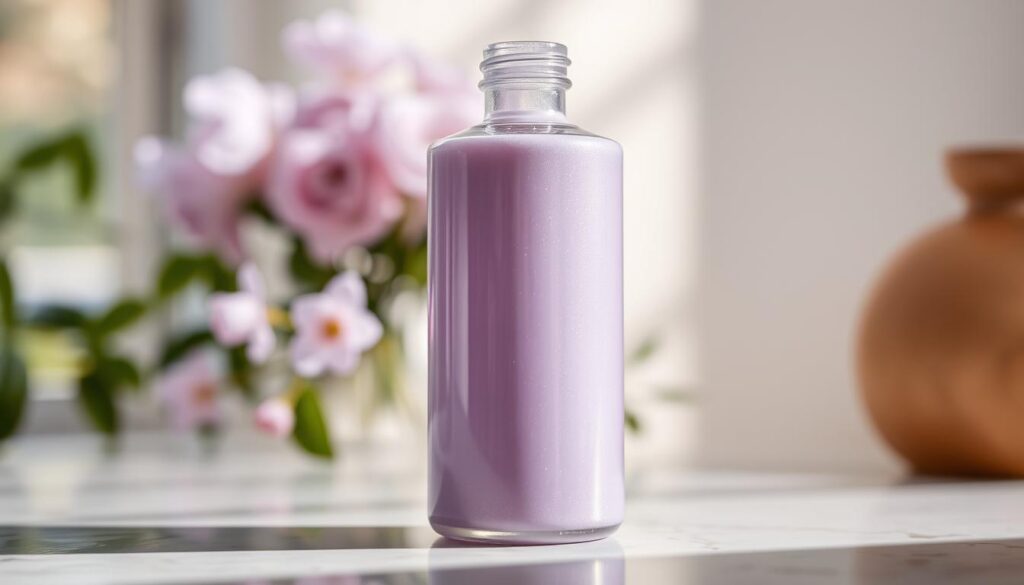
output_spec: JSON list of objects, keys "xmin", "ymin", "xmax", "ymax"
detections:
[
  {"xmin": 373, "ymin": 52, "xmax": 479, "ymax": 199},
  {"xmin": 254, "ymin": 398, "xmax": 295, "ymax": 438},
  {"xmin": 373, "ymin": 92, "xmax": 478, "ymax": 198},
  {"xmin": 208, "ymin": 263, "xmax": 275, "ymax": 363},
  {"xmin": 293, "ymin": 88, "xmax": 379, "ymax": 135},
  {"xmin": 282, "ymin": 10, "xmax": 398, "ymax": 83},
  {"xmin": 184, "ymin": 68, "xmax": 295, "ymax": 177},
  {"xmin": 289, "ymin": 271, "xmax": 382, "ymax": 377},
  {"xmin": 266, "ymin": 119, "xmax": 403, "ymax": 264},
  {"xmin": 134, "ymin": 137, "xmax": 248, "ymax": 264},
  {"xmin": 155, "ymin": 352, "xmax": 221, "ymax": 431}
]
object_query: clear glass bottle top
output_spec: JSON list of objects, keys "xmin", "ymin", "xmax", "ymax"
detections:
[{"xmin": 479, "ymin": 41, "xmax": 571, "ymax": 124}]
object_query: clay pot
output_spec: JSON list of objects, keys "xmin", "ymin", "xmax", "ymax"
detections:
[{"xmin": 858, "ymin": 146, "xmax": 1024, "ymax": 476}]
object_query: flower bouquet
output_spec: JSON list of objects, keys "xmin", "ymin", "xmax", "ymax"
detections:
[
  {"xmin": 0, "ymin": 10, "xmax": 478, "ymax": 458},
  {"xmin": 135, "ymin": 11, "xmax": 480, "ymax": 455}
]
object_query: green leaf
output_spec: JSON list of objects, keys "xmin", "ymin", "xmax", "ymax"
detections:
[
  {"xmin": 27, "ymin": 305, "xmax": 88, "ymax": 329},
  {"xmin": 12, "ymin": 129, "xmax": 97, "ymax": 205},
  {"xmin": 159, "ymin": 329, "xmax": 215, "ymax": 368},
  {"xmin": 156, "ymin": 253, "xmax": 236, "ymax": 296},
  {"xmin": 77, "ymin": 371, "xmax": 119, "ymax": 436},
  {"xmin": 0, "ymin": 348, "xmax": 28, "ymax": 440},
  {"xmin": 63, "ymin": 132, "xmax": 97, "ymax": 204},
  {"xmin": 200, "ymin": 255, "xmax": 236, "ymax": 292},
  {"xmin": 0, "ymin": 258, "xmax": 15, "ymax": 332},
  {"xmin": 0, "ymin": 180, "xmax": 16, "ymax": 225},
  {"xmin": 157, "ymin": 254, "xmax": 205, "ymax": 299},
  {"xmin": 227, "ymin": 345, "xmax": 253, "ymax": 398},
  {"xmin": 292, "ymin": 386, "xmax": 334, "ymax": 458},
  {"xmin": 14, "ymin": 136, "xmax": 67, "ymax": 173},
  {"xmin": 288, "ymin": 238, "xmax": 336, "ymax": 291},
  {"xmin": 625, "ymin": 408, "xmax": 642, "ymax": 435},
  {"xmin": 96, "ymin": 298, "xmax": 147, "ymax": 335},
  {"xmin": 243, "ymin": 197, "xmax": 276, "ymax": 223},
  {"xmin": 629, "ymin": 336, "xmax": 659, "ymax": 364},
  {"xmin": 97, "ymin": 356, "xmax": 142, "ymax": 390}
]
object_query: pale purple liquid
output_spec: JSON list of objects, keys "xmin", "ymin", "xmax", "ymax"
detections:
[{"xmin": 427, "ymin": 130, "xmax": 624, "ymax": 543}]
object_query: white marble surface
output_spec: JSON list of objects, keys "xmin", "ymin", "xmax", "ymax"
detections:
[{"xmin": 3, "ymin": 433, "xmax": 1024, "ymax": 584}]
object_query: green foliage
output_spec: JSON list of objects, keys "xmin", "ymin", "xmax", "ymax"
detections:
[
  {"xmin": 0, "ymin": 258, "xmax": 15, "ymax": 333},
  {"xmin": 292, "ymin": 385, "xmax": 334, "ymax": 458},
  {"xmin": 14, "ymin": 136, "xmax": 67, "ymax": 171},
  {"xmin": 0, "ymin": 126, "xmax": 460, "ymax": 456},
  {"xmin": 19, "ymin": 295, "xmax": 146, "ymax": 439},
  {"xmin": 95, "ymin": 298, "xmax": 147, "ymax": 335},
  {"xmin": 629, "ymin": 336, "xmax": 659, "ymax": 364},
  {"xmin": 0, "ymin": 180, "xmax": 16, "ymax": 225},
  {"xmin": 203, "ymin": 254, "xmax": 237, "ymax": 292},
  {"xmin": 0, "ymin": 348, "xmax": 28, "ymax": 440},
  {"xmin": 12, "ymin": 128, "xmax": 97, "ymax": 204},
  {"xmin": 158, "ymin": 329, "xmax": 216, "ymax": 368},
  {"xmin": 157, "ymin": 255, "xmax": 206, "ymax": 298},
  {"xmin": 404, "ymin": 245, "xmax": 428, "ymax": 286},
  {"xmin": 365, "ymin": 225, "xmax": 428, "ymax": 313},
  {"xmin": 157, "ymin": 253, "xmax": 236, "ymax": 299},
  {"xmin": 227, "ymin": 346, "xmax": 253, "ymax": 398},
  {"xmin": 77, "ymin": 370, "xmax": 119, "ymax": 436},
  {"xmin": 243, "ymin": 197, "xmax": 276, "ymax": 223},
  {"xmin": 288, "ymin": 237, "xmax": 336, "ymax": 292},
  {"xmin": 288, "ymin": 224, "xmax": 430, "ymax": 297},
  {"xmin": 96, "ymin": 356, "xmax": 142, "ymax": 391},
  {"xmin": 625, "ymin": 408, "xmax": 642, "ymax": 434},
  {"xmin": 27, "ymin": 305, "xmax": 88, "ymax": 329},
  {"xmin": 62, "ymin": 132, "xmax": 97, "ymax": 204},
  {"xmin": 0, "ymin": 127, "xmax": 132, "ymax": 444}
]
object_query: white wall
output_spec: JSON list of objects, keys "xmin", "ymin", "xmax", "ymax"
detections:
[
  {"xmin": 697, "ymin": 0, "xmax": 1024, "ymax": 472},
  {"xmin": 154, "ymin": 0, "xmax": 1024, "ymax": 472}
]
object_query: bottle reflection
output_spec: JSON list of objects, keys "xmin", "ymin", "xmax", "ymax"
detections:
[{"xmin": 428, "ymin": 538, "xmax": 625, "ymax": 585}]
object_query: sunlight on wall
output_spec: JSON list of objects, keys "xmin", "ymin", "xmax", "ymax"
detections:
[{"xmin": 352, "ymin": 0, "xmax": 700, "ymax": 467}]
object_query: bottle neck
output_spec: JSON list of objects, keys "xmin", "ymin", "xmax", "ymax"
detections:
[
  {"xmin": 484, "ymin": 85, "xmax": 567, "ymax": 124},
  {"xmin": 479, "ymin": 41, "xmax": 571, "ymax": 124}
]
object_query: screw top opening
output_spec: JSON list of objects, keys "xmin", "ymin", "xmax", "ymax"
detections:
[{"xmin": 480, "ymin": 41, "xmax": 571, "ymax": 90}]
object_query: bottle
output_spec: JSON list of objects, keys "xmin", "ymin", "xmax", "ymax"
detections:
[{"xmin": 427, "ymin": 41, "xmax": 624, "ymax": 544}]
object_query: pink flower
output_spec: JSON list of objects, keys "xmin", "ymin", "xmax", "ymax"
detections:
[
  {"xmin": 282, "ymin": 10, "xmax": 398, "ymax": 83},
  {"xmin": 134, "ymin": 137, "xmax": 248, "ymax": 264},
  {"xmin": 155, "ymin": 353, "xmax": 221, "ymax": 431},
  {"xmin": 289, "ymin": 271, "xmax": 382, "ymax": 377},
  {"xmin": 135, "ymin": 69, "xmax": 293, "ymax": 264},
  {"xmin": 293, "ymin": 88, "xmax": 379, "ymax": 135},
  {"xmin": 373, "ymin": 92, "xmax": 478, "ymax": 198},
  {"xmin": 208, "ymin": 263, "xmax": 275, "ymax": 363},
  {"xmin": 408, "ymin": 49, "xmax": 477, "ymax": 95},
  {"xmin": 266, "ymin": 121, "xmax": 403, "ymax": 264},
  {"xmin": 254, "ymin": 398, "xmax": 295, "ymax": 438},
  {"xmin": 184, "ymin": 67, "xmax": 295, "ymax": 177}
]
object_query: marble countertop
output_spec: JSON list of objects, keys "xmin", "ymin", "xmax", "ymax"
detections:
[{"xmin": 3, "ymin": 433, "xmax": 1024, "ymax": 584}]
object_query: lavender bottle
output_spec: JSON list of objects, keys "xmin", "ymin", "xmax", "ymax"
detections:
[{"xmin": 427, "ymin": 42, "xmax": 624, "ymax": 544}]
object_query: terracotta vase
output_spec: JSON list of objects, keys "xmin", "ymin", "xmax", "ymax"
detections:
[{"xmin": 858, "ymin": 146, "xmax": 1024, "ymax": 476}]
